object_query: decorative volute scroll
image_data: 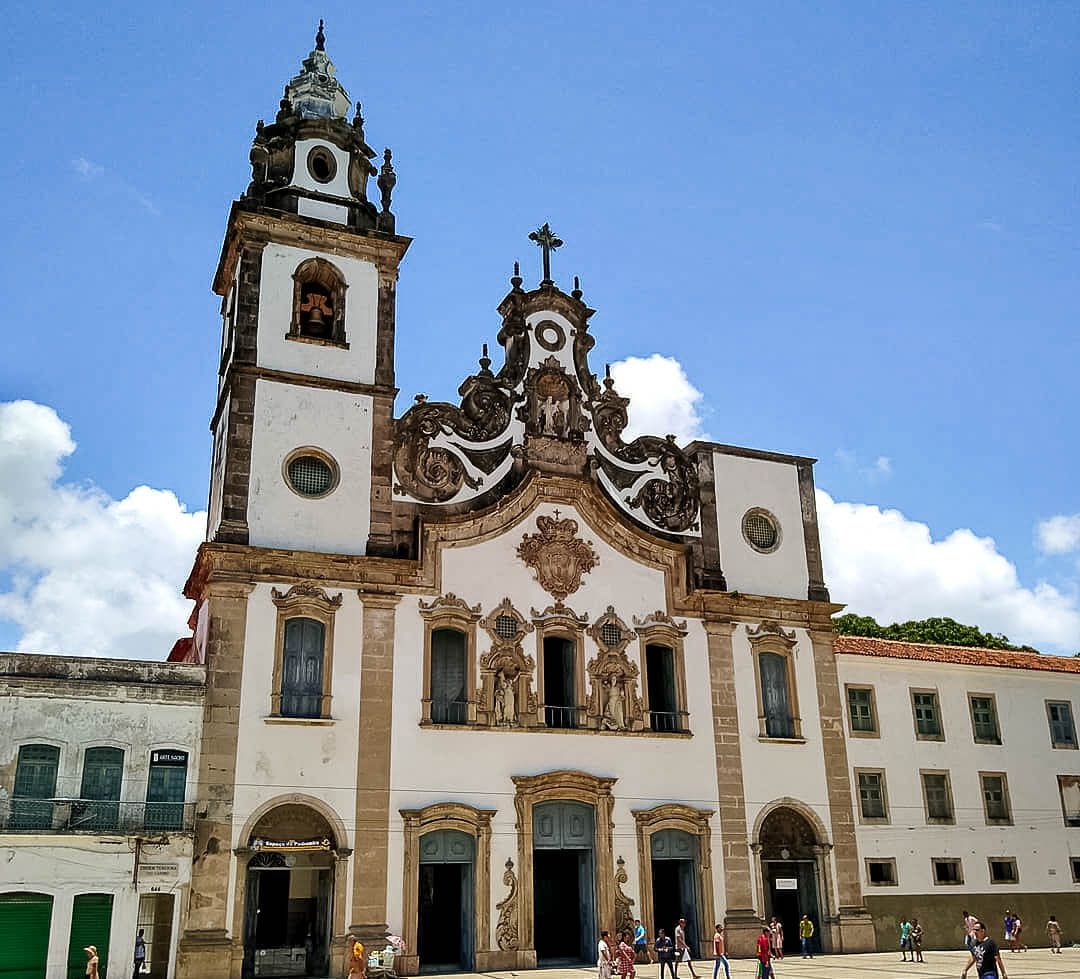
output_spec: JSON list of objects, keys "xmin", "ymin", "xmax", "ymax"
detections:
[
  {"xmin": 418, "ymin": 593, "xmax": 482, "ymax": 619},
  {"xmin": 747, "ymin": 621, "xmax": 798, "ymax": 649},
  {"xmin": 517, "ymin": 513, "xmax": 599, "ymax": 601},
  {"xmin": 585, "ymin": 607, "xmax": 643, "ymax": 732},
  {"xmin": 390, "ymin": 231, "xmax": 703, "ymax": 536},
  {"xmin": 476, "ymin": 599, "xmax": 537, "ymax": 729},
  {"xmin": 632, "ymin": 610, "xmax": 689, "ymax": 637},
  {"xmin": 271, "ymin": 582, "xmax": 343, "ymax": 610},
  {"xmin": 495, "ymin": 857, "xmax": 519, "ymax": 951},
  {"xmin": 614, "ymin": 855, "xmax": 636, "ymax": 940}
]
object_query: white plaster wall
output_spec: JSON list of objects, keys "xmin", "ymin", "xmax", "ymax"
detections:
[
  {"xmin": 383, "ymin": 502, "xmax": 729, "ymax": 940},
  {"xmin": 839, "ymin": 654, "xmax": 1080, "ymax": 895},
  {"xmin": 298, "ymin": 198, "xmax": 349, "ymax": 224},
  {"xmin": 711, "ymin": 452, "xmax": 809, "ymax": 600},
  {"xmin": 247, "ymin": 380, "xmax": 373, "ymax": 553},
  {"xmin": 256, "ymin": 243, "xmax": 378, "ymax": 385},
  {"xmin": 290, "ymin": 139, "xmax": 353, "ymax": 200}
]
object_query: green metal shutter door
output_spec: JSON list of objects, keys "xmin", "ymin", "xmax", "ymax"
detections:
[
  {"xmin": 67, "ymin": 894, "xmax": 114, "ymax": 979},
  {"xmin": 0, "ymin": 893, "xmax": 53, "ymax": 979}
]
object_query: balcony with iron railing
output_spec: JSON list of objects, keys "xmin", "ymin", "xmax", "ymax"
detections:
[
  {"xmin": 648, "ymin": 710, "xmax": 690, "ymax": 734},
  {"xmin": 1, "ymin": 799, "xmax": 195, "ymax": 835},
  {"xmin": 544, "ymin": 704, "xmax": 578, "ymax": 729}
]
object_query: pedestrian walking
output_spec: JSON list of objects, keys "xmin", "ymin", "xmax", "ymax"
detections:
[
  {"xmin": 756, "ymin": 927, "xmax": 774, "ymax": 979},
  {"xmin": 656, "ymin": 929, "xmax": 676, "ymax": 979},
  {"xmin": 616, "ymin": 930, "xmax": 637, "ymax": 979},
  {"xmin": 799, "ymin": 914, "xmax": 814, "ymax": 958},
  {"xmin": 769, "ymin": 916, "xmax": 784, "ymax": 960},
  {"xmin": 133, "ymin": 929, "xmax": 146, "ymax": 979},
  {"xmin": 962, "ymin": 921, "xmax": 1008, "ymax": 979},
  {"xmin": 347, "ymin": 941, "xmax": 366, "ymax": 979},
  {"xmin": 911, "ymin": 919, "xmax": 924, "ymax": 963},
  {"xmin": 599, "ymin": 930, "xmax": 614, "ymax": 979},
  {"xmin": 1012, "ymin": 914, "xmax": 1026, "ymax": 951},
  {"xmin": 963, "ymin": 911, "xmax": 978, "ymax": 953},
  {"xmin": 899, "ymin": 916, "xmax": 913, "ymax": 962},
  {"xmin": 1046, "ymin": 916, "xmax": 1063, "ymax": 953},
  {"xmin": 675, "ymin": 918, "xmax": 698, "ymax": 979},
  {"xmin": 633, "ymin": 919, "xmax": 649, "ymax": 965},
  {"xmin": 712, "ymin": 924, "xmax": 730, "ymax": 979},
  {"xmin": 1003, "ymin": 910, "xmax": 1015, "ymax": 952},
  {"xmin": 84, "ymin": 947, "xmax": 100, "ymax": 979}
]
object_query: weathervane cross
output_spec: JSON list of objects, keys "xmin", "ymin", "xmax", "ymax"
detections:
[{"xmin": 529, "ymin": 222, "xmax": 563, "ymax": 284}]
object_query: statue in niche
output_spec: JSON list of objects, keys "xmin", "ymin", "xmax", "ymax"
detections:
[
  {"xmin": 601, "ymin": 676, "xmax": 626, "ymax": 731},
  {"xmin": 495, "ymin": 669, "xmax": 517, "ymax": 727}
]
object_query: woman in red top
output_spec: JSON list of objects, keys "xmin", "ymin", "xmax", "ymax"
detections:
[
  {"xmin": 756, "ymin": 928, "xmax": 773, "ymax": 979},
  {"xmin": 616, "ymin": 931, "xmax": 637, "ymax": 979}
]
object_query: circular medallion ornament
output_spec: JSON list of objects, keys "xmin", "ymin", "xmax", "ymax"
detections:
[{"xmin": 534, "ymin": 320, "xmax": 566, "ymax": 352}]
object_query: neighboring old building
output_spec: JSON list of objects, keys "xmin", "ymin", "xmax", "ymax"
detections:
[
  {"xmin": 0, "ymin": 654, "xmax": 205, "ymax": 979},
  {"xmin": 836, "ymin": 635, "xmax": 1080, "ymax": 948}
]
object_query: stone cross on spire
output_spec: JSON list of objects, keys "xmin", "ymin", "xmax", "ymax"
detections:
[{"xmin": 529, "ymin": 222, "xmax": 563, "ymax": 285}]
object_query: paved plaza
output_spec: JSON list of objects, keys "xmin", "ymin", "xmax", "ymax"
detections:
[{"xmin": 420, "ymin": 950, "xmax": 1080, "ymax": 979}]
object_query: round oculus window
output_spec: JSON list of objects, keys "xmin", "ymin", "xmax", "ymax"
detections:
[
  {"xmin": 285, "ymin": 452, "xmax": 337, "ymax": 498},
  {"xmin": 306, "ymin": 146, "xmax": 337, "ymax": 184},
  {"xmin": 742, "ymin": 508, "xmax": 780, "ymax": 553},
  {"xmin": 534, "ymin": 320, "xmax": 566, "ymax": 352}
]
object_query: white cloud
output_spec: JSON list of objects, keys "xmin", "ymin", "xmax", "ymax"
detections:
[
  {"xmin": 834, "ymin": 447, "xmax": 892, "ymax": 482},
  {"xmin": 817, "ymin": 489, "xmax": 1080, "ymax": 653},
  {"xmin": 1037, "ymin": 514, "xmax": 1080, "ymax": 556},
  {"xmin": 610, "ymin": 354, "xmax": 708, "ymax": 443},
  {"xmin": 72, "ymin": 157, "xmax": 104, "ymax": 179},
  {"xmin": 0, "ymin": 401, "xmax": 205, "ymax": 660}
]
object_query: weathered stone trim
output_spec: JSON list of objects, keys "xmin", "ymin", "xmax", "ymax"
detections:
[{"xmin": 796, "ymin": 461, "xmax": 829, "ymax": 602}]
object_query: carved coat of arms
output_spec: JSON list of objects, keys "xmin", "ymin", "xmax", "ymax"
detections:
[{"xmin": 517, "ymin": 514, "xmax": 599, "ymax": 601}]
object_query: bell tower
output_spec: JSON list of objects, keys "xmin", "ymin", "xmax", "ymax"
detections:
[{"xmin": 206, "ymin": 21, "xmax": 409, "ymax": 556}]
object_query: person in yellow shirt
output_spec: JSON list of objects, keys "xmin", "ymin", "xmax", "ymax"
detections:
[{"xmin": 798, "ymin": 916, "xmax": 814, "ymax": 958}]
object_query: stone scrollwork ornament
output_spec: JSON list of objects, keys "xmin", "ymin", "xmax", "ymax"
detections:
[
  {"xmin": 517, "ymin": 513, "xmax": 599, "ymax": 601},
  {"xmin": 614, "ymin": 855, "xmax": 636, "ymax": 940},
  {"xmin": 495, "ymin": 858, "xmax": 519, "ymax": 951}
]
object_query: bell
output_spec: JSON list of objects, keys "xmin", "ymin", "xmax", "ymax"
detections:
[{"xmin": 306, "ymin": 306, "xmax": 326, "ymax": 328}]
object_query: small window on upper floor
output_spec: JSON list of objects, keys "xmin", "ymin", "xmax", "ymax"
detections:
[
  {"xmin": 988, "ymin": 857, "xmax": 1019, "ymax": 884},
  {"xmin": 866, "ymin": 858, "xmax": 897, "ymax": 886},
  {"xmin": 1048, "ymin": 701, "xmax": 1078, "ymax": 749},
  {"xmin": 911, "ymin": 689, "xmax": 944, "ymax": 741},
  {"xmin": 288, "ymin": 257, "xmax": 347, "ymax": 346},
  {"xmin": 856, "ymin": 770, "xmax": 889, "ymax": 823},
  {"xmin": 980, "ymin": 773, "xmax": 1012, "ymax": 825},
  {"xmin": 969, "ymin": 694, "xmax": 1001, "ymax": 745},
  {"xmin": 846, "ymin": 685, "xmax": 878, "ymax": 736},
  {"xmin": 1058, "ymin": 775, "xmax": 1080, "ymax": 827},
  {"xmin": 921, "ymin": 771, "xmax": 954, "ymax": 824},
  {"xmin": 932, "ymin": 858, "xmax": 963, "ymax": 885}
]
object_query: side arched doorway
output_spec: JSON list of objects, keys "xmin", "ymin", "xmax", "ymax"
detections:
[
  {"xmin": 238, "ymin": 802, "xmax": 345, "ymax": 979},
  {"xmin": 755, "ymin": 805, "xmax": 828, "ymax": 956}
]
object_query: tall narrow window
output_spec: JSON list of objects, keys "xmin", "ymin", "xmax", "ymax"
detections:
[
  {"xmin": 856, "ymin": 770, "xmax": 888, "ymax": 821},
  {"xmin": 1058, "ymin": 775, "xmax": 1080, "ymax": 826},
  {"xmin": 146, "ymin": 750, "xmax": 188, "ymax": 831},
  {"xmin": 281, "ymin": 617, "xmax": 325, "ymax": 718},
  {"xmin": 12, "ymin": 744, "xmax": 59, "ymax": 830},
  {"xmin": 921, "ymin": 771, "xmax": 954, "ymax": 823},
  {"xmin": 759, "ymin": 652, "xmax": 795, "ymax": 739},
  {"xmin": 912, "ymin": 690, "xmax": 943, "ymax": 740},
  {"xmin": 847, "ymin": 686, "xmax": 877, "ymax": 735},
  {"xmin": 1048, "ymin": 701, "xmax": 1077, "ymax": 748},
  {"xmin": 980, "ymin": 773, "xmax": 1011, "ymax": 824},
  {"xmin": 79, "ymin": 747, "xmax": 124, "ymax": 831},
  {"xmin": 646, "ymin": 644, "xmax": 681, "ymax": 732},
  {"xmin": 430, "ymin": 628, "xmax": 467, "ymax": 724},
  {"xmin": 543, "ymin": 636, "xmax": 577, "ymax": 729},
  {"xmin": 969, "ymin": 695, "xmax": 1001, "ymax": 744}
]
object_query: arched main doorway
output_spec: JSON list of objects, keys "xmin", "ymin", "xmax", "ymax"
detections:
[
  {"xmin": 756, "ymin": 806, "xmax": 824, "ymax": 956},
  {"xmin": 417, "ymin": 830, "xmax": 475, "ymax": 973},
  {"xmin": 240, "ymin": 803, "xmax": 340, "ymax": 979},
  {"xmin": 533, "ymin": 801, "xmax": 596, "ymax": 965}
]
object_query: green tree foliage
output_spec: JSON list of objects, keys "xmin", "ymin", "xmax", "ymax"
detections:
[{"xmin": 832, "ymin": 614, "xmax": 1038, "ymax": 653}]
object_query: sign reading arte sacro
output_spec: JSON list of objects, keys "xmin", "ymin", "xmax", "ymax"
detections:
[{"xmin": 251, "ymin": 837, "xmax": 332, "ymax": 852}]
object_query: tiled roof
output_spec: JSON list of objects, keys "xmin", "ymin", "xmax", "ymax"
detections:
[{"xmin": 834, "ymin": 634, "xmax": 1080, "ymax": 674}]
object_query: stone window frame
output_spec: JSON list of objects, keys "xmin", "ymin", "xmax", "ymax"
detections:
[
  {"xmin": 282, "ymin": 446, "xmax": 341, "ymax": 501},
  {"xmin": 987, "ymin": 856, "xmax": 1019, "ymax": 885},
  {"xmin": 844, "ymin": 684, "xmax": 879, "ymax": 738},
  {"xmin": 853, "ymin": 768, "xmax": 890, "ymax": 825},
  {"xmin": 978, "ymin": 771, "xmax": 1013, "ymax": 825},
  {"xmin": 287, "ymin": 256, "xmax": 349, "ymax": 347},
  {"xmin": 931, "ymin": 857, "xmax": 964, "ymax": 886},
  {"xmin": 864, "ymin": 857, "xmax": 898, "ymax": 887},
  {"xmin": 741, "ymin": 506, "xmax": 782, "ymax": 554},
  {"xmin": 633, "ymin": 612, "xmax": 691, "ymax": 735},
  {"xmin": 1057, "ymin": 775, "xmax": 1080, "ymax": 827},
  {"xmin": 531, "ymin": 604, "xmax": 590, "ymax": 729},
  {"xmin": 632, "ymin": 804, "xmax": 716, "ymax": 958},
  {"xmin": 968, "ymin": 692, "xmax": 1002, "ymax": 745},
  {"xmin": 1070, "ymin": 857, "xmax": 1080, "ymax": 883},
  {"xmin": 269, "ymin": 583, "xmax": 342, "ymax": 721},
  {"xmin": 418, "ymin": 594, "xmax": 481, "ymax": 726},
  {"xmin": 920, "ymin": 769, "xmax": 955, "ymax": 825},
  {"xmin": 398, "ymin": 802, "xmax": 494, "ymax": 974},
  {"xmin": 1047, "ymin": 700, "xmax": 1078, "ymax": 749},
  {"xmin": 910, "ymin": 687, "xmax": 945, "ymax": 742},
  {"xmin": 747, "ymin": 623, "xmax": 804, "ymax": 742}
]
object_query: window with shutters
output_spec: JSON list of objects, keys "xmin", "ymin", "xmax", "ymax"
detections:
[
  {"xmin": 969, "ymin": 693, "xmax": 1001, "ymax": 744},
  {"xmin": 759, "ymin": 652, "xmax": 795, "ymax": 739},
  {"xmin": 921, "ymin": 770, "xmax": 955, "ymax": 824},
  {"xmin": 1047, "ymin": 701, "xmax": 1078, "ymax": 749},
  {"xmin": 12, "ymin": 744, "xmax": 60, "ymax": 830},
  {"xmin": 430, "ymin": 628, "xmax": 468, "ymax": 724},
  {"xmin": 980, "ymin": 772, "xmax": 1012, "ymax": 824},
  {"xmin": 1058, "ymin": 775, "xmax": 1080, "ymax": 826},
  {"xmin": 855, "ymin": 769, "xmax": 889, "ymax": 823},
  {"xmin": 78, "ymin": 747, "xmax": 124, "ymax": 832},
  {"xmin": 146, "ymin": 750, "xmax": 188, "ymax": 831},
  {"xmin": 748, "ymin": 624, "xmax": 802, "ymax": 741},
  {"xmin": 911, "ymin": 689, "xmax": 944, "ymax": 741},
  {"xmin": 846, "ymin": 685, "xmax": 878, "ymax": 736},
  {"xmin": 270, "ymin": 585, "xmax": 341, "ymax": 721}
]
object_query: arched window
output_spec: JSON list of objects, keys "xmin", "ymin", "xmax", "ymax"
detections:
[
  {"xmin": 79, "ymin": 747, "xmax": 124, "ymax": 832},
  {"xmin": 281, "ymin": 617, "xmax": 326, "ymax": 718},
  {"xmin": 759, "ymin": 652, "xmax": 795, "ymax": 739},
  {"xmin": 289, "ymin": 258, "xmax": 347, "ymax": 344},
  {"xmin": 430, "ymin": 628, "xmax": 467, "ymax": 724},
  {"xmin": 12, "ymin": 744, "xmax": 59, "ymax": 830}
]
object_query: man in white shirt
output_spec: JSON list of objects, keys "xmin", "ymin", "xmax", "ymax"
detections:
[{"xmin": 675, "ymin": 919, "xmax": 699, "ymax": 979}]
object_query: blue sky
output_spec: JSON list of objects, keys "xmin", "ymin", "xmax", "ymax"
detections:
[{"xmin": 0, "ymin": 1, "xmax": 1077, "ymax": 656}]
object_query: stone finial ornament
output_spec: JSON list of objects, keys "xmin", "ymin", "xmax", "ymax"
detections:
[{"xmin": 315, "ymin": 19, "xmax": 326, "ymax": 51}]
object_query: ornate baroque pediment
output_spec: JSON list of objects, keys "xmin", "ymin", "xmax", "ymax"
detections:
[
  {"xmin": 270, "ymin": 582, "xmax": 343, "ymax": 610},
  {"xmin": 518, "ymin": 514, "xmax": 598, "ymax": 601}
]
